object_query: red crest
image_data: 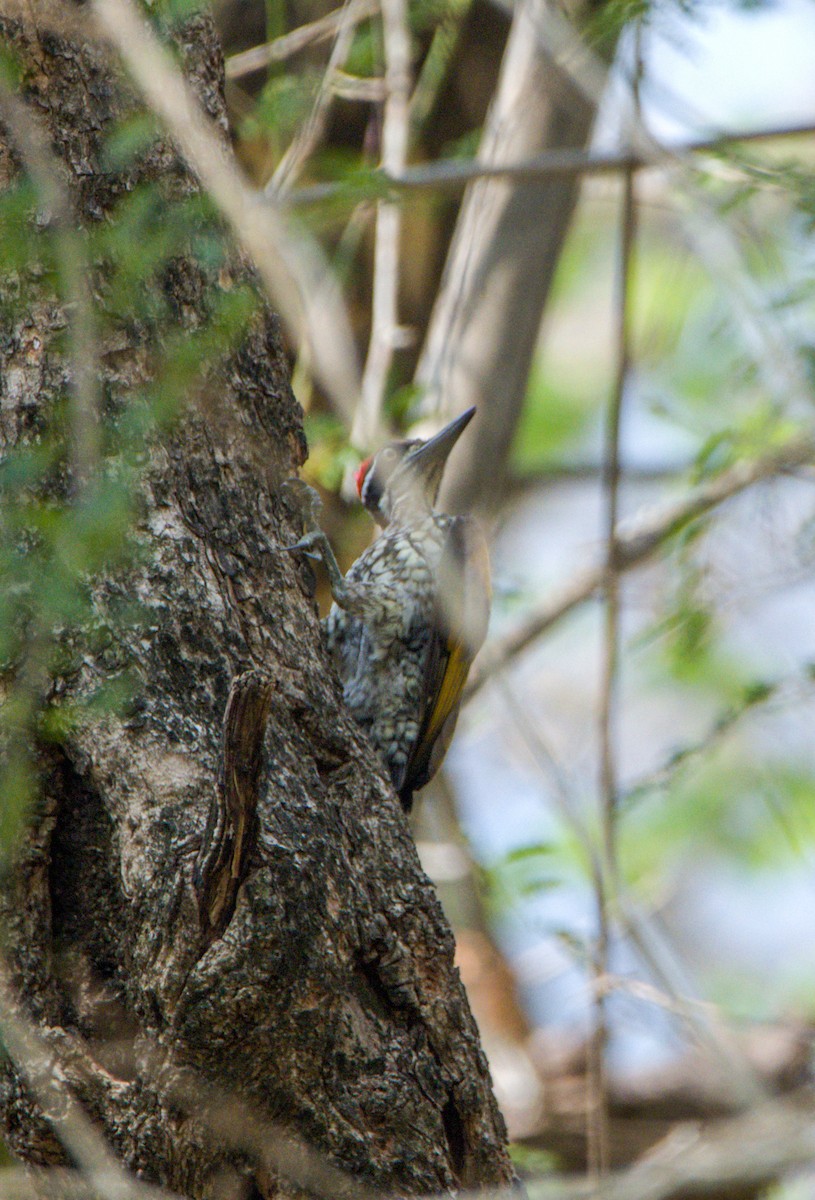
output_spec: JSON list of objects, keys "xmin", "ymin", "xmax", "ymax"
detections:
[{"xmin": 354, "ymin": 457, "xmax": 372, "ymax": 497}]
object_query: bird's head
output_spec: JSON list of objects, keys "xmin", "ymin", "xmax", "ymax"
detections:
[{"xmin": 354, "ymin": 408, "xmax": 475, "ymax": 526}]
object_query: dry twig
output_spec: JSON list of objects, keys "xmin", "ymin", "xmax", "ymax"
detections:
[
  {"xmin": 92, "ymin": 0, "xmax": 360, "ymax": 424},
  {"xmin": 269, "ymin": 0, "xmax": 367, "ymax": 195},
  {"xmin": 495, "ymin": 0, "xmax": 815, "ymax": 421},
  {"xmin": 466, "ymin": 433, "xmax": 815, "ymax": 699},
  {"xmin": 495, "ymin": 673, "xmax": 770, "ymax": 1111},
  {"xmin": 587, "ymin": 160, "xmax": 637, "ymax": 1184},
  {"xmin": 0, "ymin": 1170, "xmax": 177, "ymax": 1200},
  {"xmin": 0, "ymin": 961, "xmax": 172, "ymax": 1200},
  {"xmin": 225, "ymin": 0, "xmax": 380, "ymax": 80},
  {"xmin": 352, "ymin": 0, "xmax": 412, "ymax": 449},
  {"xmin": 526, "ymin": 1099, "xmax": 815, "ymax": 1200},
  {"xmin": 414, "ymin": 0, "xmax": 602, "ymax": 512},
  {"xmin": 285, "ymin": 120, "xmax": 815, "ymax": 207}
]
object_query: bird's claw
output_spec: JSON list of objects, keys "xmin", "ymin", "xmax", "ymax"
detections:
[
  {"xmin": 284, "ymin": 530, "xmax": 325, "ymax": 561},
  {"xmin": 282, "ymin": 479, "xmax": 328, "ymax": 561}
]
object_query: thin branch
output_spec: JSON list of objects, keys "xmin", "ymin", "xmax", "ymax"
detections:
[
  {"xmin": 0, "ymin": 1169, "xmax": 181, "ymax": 1200},
  {"xmin": 535, "ymin": 0, "xmax": 815, "ymax": 426},
  {"xmin": 599, "ymin": 167, "xmax": 636, "ymax": 909},
  {"xmin": 406, "ymin": 2, "xmax": 463, "ymax": 132},
  {"xmin": 494, "ymin": 679, "xmax": 769, "ymax": 1113},
  {"xmin": 490, "ymin": 0, "xmax": 607, "ymax": 108},
  {"xmin": 413, "ymin": 0, "xmax": 601, "ymax": 513},
  {"xmin": 0, "ymin": 959, "xmax": 380, "ymax": 1200},
  {"xmin": 269, "ymin": 0, "xmax": 366, "ymax": 195},
  {"xmin": 92, "ymin": 0, "xmax": 360, "ymax": 425},
  {"xmin": 0, "ymin": 960, "xmax": 173, "ymax": 1200},
  {"xmin": 679, "ymin": 193, "xmax": 813, "ymax": 416},
  {"xmin": 587, "ymin": 163, "xmax": 636, "ymax": 1185},
  {"xmin": 495, "ymin": 689, "xmax": 773, "ymax": 1136},
  {"xmin": 225, "ymin": 0, "xmax": 380, "ymax": 80},
  {"xmin": 331, "ymin": 71, "xmax": 387, "ymax": 102},
  {"xmin": 161, "ymin": 1065, "xmax": 382, "ymax": 1200},
  {"xmin": 502, "ymin": 460, "xmax": 700, "ymax": 496},
  {"xmin": 351, "ymin": 0, "xmax": 412, "ymax": 449},
  {"xmin": 623, "ymin": 905, "xmax": 770, "ymax": 1111},
  {"xmin": 0, "ymin": 90, "xmax": 101, "ymax": 850},
  {"xmin": 466, "ymin": 433, "xmax": 815, "ymax": 701},
  {"xmin": 524, "ymin": 1099, "xmax": 815, "ymax": 1200},
  {"xmin": 496, "ymin": 673, "xmax": 593, "ymax": 850},
  {"xmin": 621, "ymin": 674, "xmax": 795, "ymax": 810},
  {"xmin": 284, "ymin": 120, "xmax": 815, "ymax": 208},
  {"xmin": 520, "ymin": 0, "xmax": 815, "ymax": 423}
]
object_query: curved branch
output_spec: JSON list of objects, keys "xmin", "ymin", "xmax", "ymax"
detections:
[{"xmin": 467, "ymin": 435, "xmax": 815, "ymax": 699}]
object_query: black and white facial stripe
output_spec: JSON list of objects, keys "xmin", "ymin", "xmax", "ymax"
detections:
[{"xmin": 356, "ymin": 443, "xmax": 417, "ymax": 525}]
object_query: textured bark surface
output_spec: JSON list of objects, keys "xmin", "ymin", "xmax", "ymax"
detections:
[{"xmin": 0, "ymin": 9, "xmax": 512, "ymax": 1198}]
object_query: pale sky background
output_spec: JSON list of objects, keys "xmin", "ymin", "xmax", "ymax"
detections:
[
  {"xmin": 443, "ymin": 0, "xmax": 815, "ymax": 1087},
  {"xmin": 603, "ymin": 0, "xmax": 815, "ymax": 143}
]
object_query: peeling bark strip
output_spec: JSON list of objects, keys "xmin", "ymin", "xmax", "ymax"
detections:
[
  {"xmin": 0, "ymin": 7, "xmax": 512, "ymax": 1199},
  {"xmin": 194, "ymin": 670, "xmax": 275, "ymax": 946}
]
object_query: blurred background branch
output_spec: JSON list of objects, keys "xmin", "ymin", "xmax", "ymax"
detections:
[
  {"xmin": 351, "ymin": 0, "xmax": 412, "ymax": 448},
  {"xmin": 466, "ymin": 432, "xmax": 815, "ymax": 698},
  {"xmin": 414, "ymin": 0, "xmax": 606, "ymax": 514},
  {"xmin": 93, "ymin": 0, "xmax": 361, "ymax": 423}
]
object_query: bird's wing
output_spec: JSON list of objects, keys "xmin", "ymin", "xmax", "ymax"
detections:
[{"xmin": 396, "ymin": 517, "xmax": 491, "ymax": 807}]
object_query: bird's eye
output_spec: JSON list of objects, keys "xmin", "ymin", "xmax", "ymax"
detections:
[{"xmin": 381, "ymin": 448, "xmax": 398, "ymax": 463}]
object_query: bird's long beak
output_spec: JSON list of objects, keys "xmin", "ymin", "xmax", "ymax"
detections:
[{"xmin": 404, "ymin": 407, "xmax": 475, "ymax": 492}]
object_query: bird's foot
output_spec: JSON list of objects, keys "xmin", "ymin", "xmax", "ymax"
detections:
[
  {"xmin": 282, "ymin": 479, "xmax": 347, "ymax": 594},
  {"xmin": 284, "ymin": 528, "xmax": 328, "ymax": 561},
  {"xmin": 283, "ymin": 479, "xmax": 327, "ymax": 559}
]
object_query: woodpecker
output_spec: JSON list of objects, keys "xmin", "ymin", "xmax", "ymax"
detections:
[{"xmin": 288, "ymin": 407, "xmax": 490, "ymax": 811}]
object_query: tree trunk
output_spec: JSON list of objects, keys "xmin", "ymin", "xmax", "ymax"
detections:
[
  {"xmin": 0, "ymin": 8, "xmax": 512, "ymax": 1198},
  {"xmin": 416, "ymin": 0, "xmax": 605, "ymax": 516}
]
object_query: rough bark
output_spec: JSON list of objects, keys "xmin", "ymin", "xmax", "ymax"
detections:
[{"xmin": 0, "ymin": 8, "xmax": 512, "ymax": 1198}]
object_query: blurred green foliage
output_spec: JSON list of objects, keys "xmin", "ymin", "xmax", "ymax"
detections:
[
  {"xmin": 508, "ymin": 1142, "xmax": 560, "ymax": 1176},
  {"xmin": 488, "ymin": 116, "xmax": 815, "ymax": 1022},
  {"xmin": 241, "ymin": 71, "xmax": 322, "ymax": 149},
  {"xmin": 484, "ymin": 842, "xmax": 562, "ymax": 911},
  {"xmin": 303, "ymin": 412, "xmax": 359, "ymax": 489},
  {"xmin": 0, "ymin": 75, "xmax": 259, "ymax": 870}
]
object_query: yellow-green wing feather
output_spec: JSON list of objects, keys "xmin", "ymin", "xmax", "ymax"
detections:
[{"xmin": 397, "ymin": 517, "xmax": 491, "ymax": 805}]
